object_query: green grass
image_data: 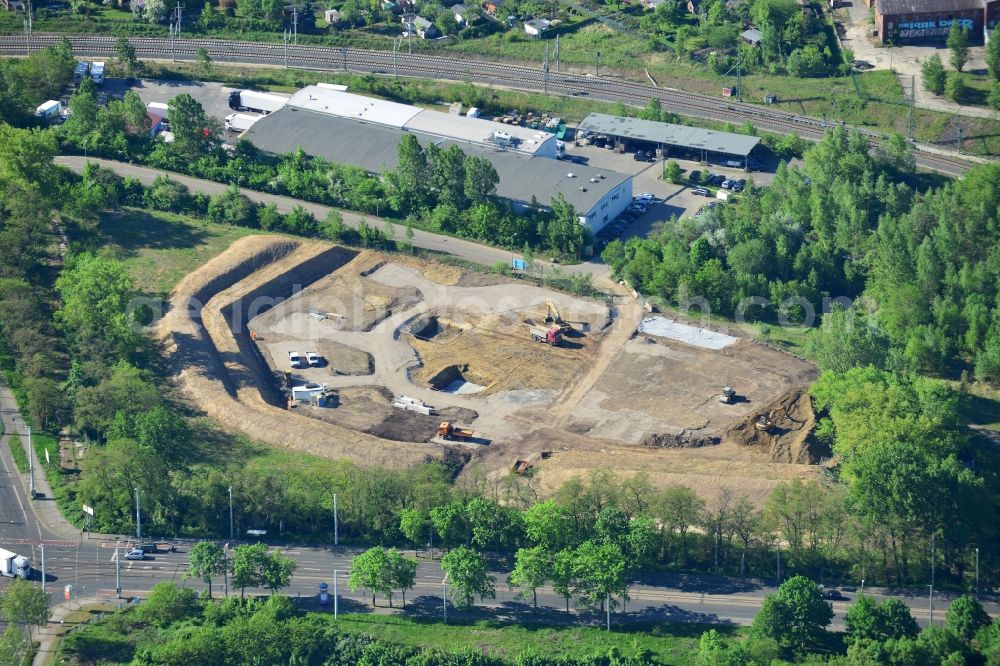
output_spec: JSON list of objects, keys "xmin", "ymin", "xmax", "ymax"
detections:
[
  {"xmin": 8, "ymin": 435, "xmax": 28, "ymax": 473},
  {"xmin": 328, "ymin": 614, "xmax": 718, "ymax": 664},
  {"xmin": 98, "ymin": 208, "xmax": 267, "ymax": 297}
]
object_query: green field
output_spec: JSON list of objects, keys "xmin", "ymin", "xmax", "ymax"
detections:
[
  {"xmin": 328, "ymin": 614, "xmax": 717, "ymax": 665},
  {"xmin": 98, "ymin": 208, "xmax": 268, "ymax": 297}
]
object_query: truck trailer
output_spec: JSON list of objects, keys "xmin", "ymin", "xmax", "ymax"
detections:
[
  {"xmin": 35, "ymin": 100, "xmax": 62, "ymax": 119},
  {"xmin": 90, "ymin": 61, "xmax": 105, "ymax": 85},
  {"xmin": 224, "ymin": 113, "xmax": 262, "ymax": 132},
  {"xmin": 530, "ymin": 326, "xmax": 562, "ymax": 346},
  {"xmin": 73, "ymin": 61, "xmax": 89, "ymax": 82},
  {"xmin": 228, "ymin": 90, "xmax": 287, "ymax": 115},
  {"xmin": 0, "ymin": 548, "xmax": 31, "ymax": 579}
]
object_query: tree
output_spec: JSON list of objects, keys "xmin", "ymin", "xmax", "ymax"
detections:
[
  {"xmin": 348, "ymin": 546, "xmax": 393, "ymax": 606},
  {"xmin": 140, "ymin": 582, "xmax": 198, "ymax": 627},
  {"xmin": 399, "ymin": 508, "xmax": 430, "ymax": 550},
  {"xmin": 878, "ymin": 599, "xmax": 919, "ymax": 641},
  {"xmin": 1, "ymin": 578, "xmax": 49, "ymax": 638},
  {"xmin": 440, "ymin": 546, "xmax": 495, "ymax": 608},
  {"xmin": 185, "ymin": 541, "xmax": 227, "ymax": 599},
  {"xmin": 167, "ymin": 94, "xmax": 220, "ymax": 160},
  {"xmin": 750, "ymin": 575, "xmax": 833, "ymax": 651},
  {"xmin": 55, "ymin": 253, "xmax": 138, "ymax": 359},
  {"xmin": 196, "ymin": 47, "xmax": 213, "ymax": 77},
  {"xmin": 923, "ymin": 54, "xmax": 946, "ymax": 96},
  {"xmin": 810, "ymin": 305, "xmax": 889, "ymax": 373},
  {"xmin": 845, "ymin": 594, "xmax": 881, "ymax": 645},
  {"xmin": 988, "ymin": 26, "xmax": 1000, "ymax": 80},
  {"xmin": 551, "ymin": 548, "xmax": 576, "ymax": 612},
  {"xmin": 663, "ymin": 159, "xmax": 682, "ymax": 184},
  {"xmin": 522, "ymin": 500, "xmax": 572, "ymax": 551},
  {"xmin": 989, "ymin": 81, "xmax": 1000, "ymax": 111},
  {"xmin": 948, "ymin": 22, "xmax": 969, "ymax": 72},
  {"xmin": 571, "ymin": 540, "xmax": 628, "ymax": 611},
  {"xmin": 115, "ymin": 37, "xmax": 139, "ymax": 77},
  {"xmin": 260, "ymin": 549, "xmax": 296, "ymax": 595},
  {"xmin": 0, "ymin": 624, "xmax": 31, "ymax": 665},
  {"xmin": 508, "ymin": 546, "xmax": 550, "ymax": 608},
  {"xmin": 231, "ymin": 543, "xmax": 268, "ymax": 599},
  {"xmin": 946, "ymin": 595, "xmax": 991, "ymax": 640},
  {"xmin": 946, "ymin": 72, "xmax": 967, "ymax": 104},
  {"xmin": 387, "ymin": 548, "xmax": 418, "ymax": 607}
]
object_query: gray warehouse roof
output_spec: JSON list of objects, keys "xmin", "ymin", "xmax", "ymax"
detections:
[
  {"xmin": 578, "ymin": 113, "xmax": 761, "ymax": 157},
  {"xmin": 244, "ymin": 107, "xmax": 630, "ymax": 215}
]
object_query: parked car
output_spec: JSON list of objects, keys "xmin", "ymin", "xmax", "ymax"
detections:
[
  {"xmin": 721, "ymin": 179, "xmax": 734, "ymax": 190},
  {"xmin": 709, "ymin": 174, "xmax": 726, "ymax": 185},
  {"xmin": 635, "ymin": 192, "xmax": 656, "ymax": 202},
  {"xmin": 633, "ymin": 152, "xmax": 650, "ymax": 162},
  {"xmin": 689, "ymin": 170, "xmax": 701, "ymax": 183},
  {"xmin": 288, "ymin": 351, "xmax": 303, "ymax": 368},
  {"xmin": 732, "ymin": 179, "xmax": 747, "ymax": 192},
  {"xmin": 124, "ymin": 548, "xmax": 145, "ymax": 561},
  {"xmin": 306, "ymin": 352, "xmax": 322, "ymax": 367},
  {"xmin": 691, "ymin": 187, "xmax": 709, "ymax": 196},
  {"xmin": 136, "ymin": 543, "xmax": 159, "ymax": 554}
]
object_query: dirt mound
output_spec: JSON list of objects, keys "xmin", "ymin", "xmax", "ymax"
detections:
[
  {"xmin": 725, "ymin": 388, "xmax": 817, "ymax": 463},
  {"xmin": 157, "ymin": 235, "xmax": 447, "ymax": 468},
  {"xmin": 641, "ymin": 432, "xmax": 722, "ymax": 448}
]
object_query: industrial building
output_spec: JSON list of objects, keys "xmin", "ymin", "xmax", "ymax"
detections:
[
  {"xmin": 576, "ymin": 113, "xmax": 761, "ymax": 168},
  {"xmin": 244, "ymin": 86, "xmax": 634, "ymax": 233},
  {"xmin": 868, "ymin": 0, "xmax": 1000, "ymax": 44}
]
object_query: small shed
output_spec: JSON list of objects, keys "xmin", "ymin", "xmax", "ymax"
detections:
[
  {"xmin": 523, "ymin": 17, "xmax": 550, "ymax": 37},
  {"xmin": 740, "ymin": 28, "xmax": 762, "ymax": 46},
  {"xmin": 324, "ymin": 8, "xmax": 340, "ymax": 22},
  {"xmin": 453, "ymin": 3, "xmax": 468, "ymax": 22}
]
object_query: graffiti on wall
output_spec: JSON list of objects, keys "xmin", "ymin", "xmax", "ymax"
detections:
[{"xmin": 895, "ymin": 17, "xmax": 975, "ymax": 39}]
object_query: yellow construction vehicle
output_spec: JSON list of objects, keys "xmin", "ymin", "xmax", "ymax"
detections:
[
  {"xmin": 545, "ymin": 299, "xmax": 572, "ymax": 333},
  {"xmin": 755, "ymin": 412, "xmax": 774, "ymax": 431},
  {"xmin": 438, "ymin": 421, "xmax": 475, "ymax": 441}
]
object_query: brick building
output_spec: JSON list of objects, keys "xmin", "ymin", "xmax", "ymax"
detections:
[{"xmin": 871, "ymin": 0, "xmax": 1000, "ymax": 44}]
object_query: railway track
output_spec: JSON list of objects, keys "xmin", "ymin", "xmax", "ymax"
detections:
[{"xmin": 0, "ymin": 33, "xmax": 982, "ymax": 175}]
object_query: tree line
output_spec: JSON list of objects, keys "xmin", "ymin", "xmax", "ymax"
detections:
[{"xmin": 55, "ymin": 82, "xmax": 589, "ymax": 259}]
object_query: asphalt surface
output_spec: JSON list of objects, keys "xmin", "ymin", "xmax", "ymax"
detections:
[
  {"xmin": 54, "ymin": 156, "xmax": 608, "ymax": 275},
  {"xmin": 2, "ymin": 340, "xmax": 999, "ymax": 629},
  {"xmin": 0, "ymin": 34, "xmax": 984, "ymax": 176}
]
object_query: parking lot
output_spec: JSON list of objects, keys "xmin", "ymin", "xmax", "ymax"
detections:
[{"xmin": 102, "ymin": 78, "xmax": 257, "ymax": 123}]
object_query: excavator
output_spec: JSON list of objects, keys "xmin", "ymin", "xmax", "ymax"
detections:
[{"xmin": 545, "ymin": 299, "xmax": 572, "ymax": 333}]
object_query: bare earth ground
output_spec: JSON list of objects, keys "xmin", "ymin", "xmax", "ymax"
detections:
[{"xmin": 161, "ymin": 235, "xmax": 825, "ymax": 502}]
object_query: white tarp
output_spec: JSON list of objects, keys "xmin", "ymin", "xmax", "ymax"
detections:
[{"xmin": 638, "ymin": 317, "xmax": 737, "ymax": 350}]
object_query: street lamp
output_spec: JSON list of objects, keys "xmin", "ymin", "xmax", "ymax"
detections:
[
  {"xmin": 24, "ymin": 425, "xmax": 34, "ymax": 499},
  {"xmin": 228, "ymin": 486, "xmax": 234, "ymax": 541},
  {"xmin": 333, "ymin": 493, "xmax": 338, "ymax": 546},
  {"xmin": 975, "ymin": 547, "xmax": 980, "ymax": 598}
]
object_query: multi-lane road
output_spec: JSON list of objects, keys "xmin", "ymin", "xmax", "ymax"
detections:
[
  {"xmin": 2, "ymin": 378, "xmax": 998, "ymax": 628},
  {"xmin": 0, "ymin": 34, "xmax": 986, "ymax": 176}
]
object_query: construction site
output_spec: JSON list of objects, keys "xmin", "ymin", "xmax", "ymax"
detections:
[{"xmin": 158, "ymin": 235, "xmax": 823, "ymax": 503}]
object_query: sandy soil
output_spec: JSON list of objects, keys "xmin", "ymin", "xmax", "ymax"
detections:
[{"xmin": 160, "ymin": 235, "xmax": 827, "ymax": 503}]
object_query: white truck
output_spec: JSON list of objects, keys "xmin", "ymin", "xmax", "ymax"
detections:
[
  {"xmin": 224, "ymin": 113, "xmax": 261, "ymax": 133},
  {"xmin": 228, "ymin": 90, "xmax": 287, "ymax": 115},
  {"xmin": 35, "ymin": 100, "xmax": 62, "ymax": 119},
  {"xmin": 0, "ymin": 548, "xmax": 31, "ymax": 579},
  {"xmin": 90, "ymin": 61, "xmax": 105, "ymax": 85},
  {"xmin": 73, "ymin": 61, "xmax": 89, "ymax": 83}
]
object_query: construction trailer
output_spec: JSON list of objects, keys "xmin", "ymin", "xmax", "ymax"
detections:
[
  {"xmin": 35, "ymin": 100, "xmax": 62, "ymax": 119},
  {"xmin": 90, "ymin": 61, "xmax": 105, "ymax": 85}
]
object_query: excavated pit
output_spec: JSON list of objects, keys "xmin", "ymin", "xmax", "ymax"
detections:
[{"xmin": 428, "ymin": 364, "xmax": 491, "ymax": 395}]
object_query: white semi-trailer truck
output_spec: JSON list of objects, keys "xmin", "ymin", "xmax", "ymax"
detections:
[
  {"xmin": 0, "ymin": 548, "xmax": 31, "ymax": 579},
  {"xmin": 228, "ymin": 90, "xmax": 287, "ymax": 115},
  {"xmin": 224, "ymin": 113, "xmax": 262, "ymax": 132}
]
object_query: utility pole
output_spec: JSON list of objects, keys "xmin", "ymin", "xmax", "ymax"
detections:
[
  {"xmin": 555, "ymin": 34, "xmax": 560, "ymax": 73},
  {"xmin": 341, "ymin": 47, "xmax": 347, "ymax": 72},
  {"xmin": 115, "ymin": 541, "xmax": 121, "ymax": 599},
  {"xmin": 228, "ymin": 486, "xmax": 234, "ymax": 540},
  {"xmin": 175, "ymin": 2, "xmax": 182, "ymax": 37},
  {"xmin": 975, "ymin": 547, "xmax": 980, "ymax": 598},
  {"xmin": 595, "ymin": 51, "xmax": 601, "ymax": 77},
  {"xmin": 333, "ymin": 493, "xmax": 339, "ymax": 546},
  {"xmin": 543, "ymin": 44, "xmax": 549, "ymax": 95},
  {"xmin": 714, "ymin": 532, "xmax": 719, "ymax": 571},
  {"xmin": 393, "ymin": 38, "xmax": 399, "ymax": 77},
  {"xmin": 283, "ymin": 30, "xmax": 289, "ymax": 68},
  {"xmin": 929, "ymin": 532, "xmax": 936, "ymax": 626},
  {"xmin": 135, "ymin": 485, "xmax": 141, "ymax": 540},
  {"xmin": 909, "ymin": 75, "xmax": 916, "ymax": 140},
  {"xmin": 26, "ymin": 426, "xmax": 34, "ymax": 499},
  {"xmin": 23, "ymin": 0, "xmax": 32, "ymax": 55},
  {"xmin": 292, "ymin": 6, "xmax": 298, "ymax": 45}
]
